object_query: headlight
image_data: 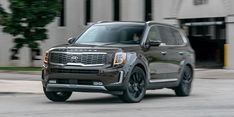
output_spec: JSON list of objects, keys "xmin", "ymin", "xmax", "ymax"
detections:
[
  {"xmin": 113, "ymin": 52, "xmax": 126, "ymax": 66},
  {"xmin": 44, "ymin": 51, "xmax": 49, "ymax": 64}
]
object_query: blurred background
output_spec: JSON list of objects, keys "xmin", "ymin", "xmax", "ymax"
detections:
[{"xmin": 0, "ymin": 0, "xmax": 234, "ymax": 69}]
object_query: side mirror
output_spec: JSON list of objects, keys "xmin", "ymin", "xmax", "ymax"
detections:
[
  {"xmin": 149, "ymin": 40, "xmax": 161, "ymax": 46},
  {"xmin": 67, "ymin": 37, "xmax": 76, "ymax": 44}
]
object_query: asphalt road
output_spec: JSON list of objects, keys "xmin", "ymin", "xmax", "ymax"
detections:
[{"xmin": 0, "ymin": 77, "xmax": 234, "ymax": 117}]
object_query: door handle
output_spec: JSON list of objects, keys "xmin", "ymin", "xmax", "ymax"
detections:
[
  {"xmin": 178, "ymin": 52, "xmax": 184, "ymax": 55},
  {"xmin": 161, "ymin": 51, "xmax": 167, "ymax": 55}
]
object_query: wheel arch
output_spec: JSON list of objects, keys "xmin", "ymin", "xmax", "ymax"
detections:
[
  {"xmin": 185, "ymin": 63, "xmax": 194, "ymax": 77},
  {"xmin": 132, "ymin": 62, "xmax": 150, "ymax": 86},
  {"xmin": 176, "ymin": 62, "xmax": 194, "ymax": 86},
  {"xmin": 135, "ymin": 63, "xmax": 146, "ymax": 76},
  {"xmin": 124, "ymin": 52, "xmax": 150, "ymax": 86}
]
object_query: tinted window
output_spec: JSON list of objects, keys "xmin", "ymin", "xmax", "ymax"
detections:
[
  {"xmin": 171, "ymin": 29, "xmax": 185, "ymax": 45},
  {"xmin": 158, "ymin": 26, "xmax": 177, "ymax": 45},
  {"xmin": 75, "ymin": 24, "xmax": 145, "ymax": 44},
  {"xmin": 146, "ymin": 26, "xmax": 161, "ymax": 42}
]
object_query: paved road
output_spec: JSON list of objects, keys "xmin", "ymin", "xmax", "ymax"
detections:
[{"xmin": 0, "ymin": 69, "xmax": 234, "ymax": 117}]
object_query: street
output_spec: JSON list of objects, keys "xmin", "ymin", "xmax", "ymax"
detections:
[{"xmin": 0, "ymin": 69, "xmax": 234, "ymax": 117}]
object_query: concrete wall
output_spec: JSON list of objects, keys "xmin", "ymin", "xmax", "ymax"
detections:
[
  {"xmin": 1, "ymin": 0, "xmax": 234, "ymax": 69},
  {"xmin": 178, "ymin": 0, "xmax": 226, "ymax": 19},
  {"xmin": 92, "ymin": 0, "xmax": 113, "ymax": 22},
  {"xmin": 0, "ymin": 0, "xmax": 82, "ymax": 66},
  {"xmin": 121, "ymin": 0, "xmax": 143, "ymax": 21}
]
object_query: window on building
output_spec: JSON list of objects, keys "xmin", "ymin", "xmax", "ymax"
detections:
[
  {"xmin": 113, "ymin": 0, "xmax": 120, "ymax": 21},
  {"xmin": 145, "ymin": 0, "xmax": 152, "ymax": 21},
  {"xmin": 194, "ymin": 0, "xmax": 208, "ymax": 5},
  {"xmin": 85, "ymin": 0, "xmax": 92, "ymax": 25},
  {"xmin": 59, "ymin": 0, "xmax": 65, "ymax": 26}
]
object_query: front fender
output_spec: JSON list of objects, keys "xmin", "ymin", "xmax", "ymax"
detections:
[{"xmin": 122, "ymin": 52, "xmax": 150, "ymax": 86}]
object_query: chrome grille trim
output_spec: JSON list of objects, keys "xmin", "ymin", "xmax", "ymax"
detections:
[
  {"xmin": 50, "ymin": 62, "xmax": 105, "ymax": 67},
  {"xmin": 49, "ymin": 52, "xmax": 108, "ymax": 66},
  {"xmin": 50, "ymin": 51, "xmax": 107, "ymax": 55},
  {"xmin": 67, "ymin": 63, "xmax": 104, "ymax": 67}
]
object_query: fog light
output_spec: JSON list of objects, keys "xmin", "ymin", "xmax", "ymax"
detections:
[
  {"xmin": 93, "ymin": 82, "xmax": 103, "ymax": 86},
  {"xmin": 49, "ymin": 80, "xmax": 56, "ymax": 84}
]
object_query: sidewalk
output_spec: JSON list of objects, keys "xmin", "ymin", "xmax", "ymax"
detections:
[
  {"xmin": 0, "ymin": 72, "xmax": 40, "ymax": 81},
  {"xmin": 0, "ymin": 80, "xmax": 42, "ymax": 94},
  {"xmin": 195, "ymin": 68, "xmax": 234, "ymax": 79},
  {"xmin": 0, "ymin": 70, "xmax": 41, "ymax": 75},
  {"xmin": 0, "ymin": 72, "xmax": 42, "ymax": 94}
]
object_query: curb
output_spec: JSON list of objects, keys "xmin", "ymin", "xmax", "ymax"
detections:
[{"xmin": 0, "ymin": 70, "xmax": 41, "ymax": 75}]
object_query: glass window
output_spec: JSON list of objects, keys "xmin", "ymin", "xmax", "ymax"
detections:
[
  {"xmin": 75, "ymin": 24, "xmax": 145, "ymax": 44},
  {"xmin": 85, "ymin": 0, "xmax": 91, "ymax": 25},
  {"xmin": 171, "ymin": 29, "xmax": 185, "ymax": 45},
  {"xmin": 158, "ymin": 26, "xmax": 177, "ymax": 45},
  {"xmin": 113, "ymin": 0, "xmax": 120, "ymax": 21},
  {"xmin": 59, "ymin": 0, "xmax": 65, "ymax": 26},
  {"xmin": 146, "ymin": 26, "xmax": 161, "ymax": 42}
]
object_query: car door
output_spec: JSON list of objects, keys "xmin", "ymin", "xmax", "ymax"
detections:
[
  {"xmin": 143, "ymin": 25, "xmax": 169, "ymax": 81},
  {"xmin": 169, "ymin": 28, "xmax": 188, "ymax": 78},
  {"xmin": 157, "ymin": 26, "xmax": 184, "ymax": 79}
]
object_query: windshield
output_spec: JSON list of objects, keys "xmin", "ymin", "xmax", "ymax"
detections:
[{"xmin": 75, "ymin": 24, "xmax": 145, "ymax": 45}]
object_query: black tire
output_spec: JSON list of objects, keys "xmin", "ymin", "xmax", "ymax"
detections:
[
  {"xmin": 43, "ymin": 87, "xmax": 72, "ymax": 102},
  {"xmin": 175, "ymin": 66, "xmax": 193, "ymax": 96},
  {"xmin": 119, "ymin": 67, "xmax": 146, "ymax": 103}
]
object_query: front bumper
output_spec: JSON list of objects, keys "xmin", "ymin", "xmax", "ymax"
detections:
[
  {"xmin": 42, "ymin": 65, "xmax": 126, "ymax": 94},
  {"xmin": 46, "ymin": 83, "xmax": 108, "ymax": 92}
]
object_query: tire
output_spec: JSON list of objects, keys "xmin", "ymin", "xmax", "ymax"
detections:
[
  {"xmin": 175, "ymin": 66, "xmax": 193, "ymax": 96},
  {"xmin": 119, "ymin": 67, "xmax": 146, "ymax": 103},
  {"xmin": 43, "ymin": 87, "xmax": 72, "ymax": 102}
]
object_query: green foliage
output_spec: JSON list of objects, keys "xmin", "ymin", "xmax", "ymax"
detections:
[{"xmin": 0, "ymin": 0, "xmax": 61, "ymax": 49}]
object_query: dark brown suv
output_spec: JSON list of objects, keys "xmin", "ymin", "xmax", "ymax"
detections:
[{"xmin": 42, "ymin": 21, "xmax": 195, "ymax": 103}]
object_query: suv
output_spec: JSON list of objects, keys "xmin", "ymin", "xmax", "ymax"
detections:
[{"xmin": 42, "ymin": 21, "xmax": 195, "ymax": 103}]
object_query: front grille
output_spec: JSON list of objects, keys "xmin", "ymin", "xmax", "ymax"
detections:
[
  {"xmin": 49, "ymin": 52, "xmax": 107, "ymax": 65},
  {"xmin": 50, "ymin": 68, "xmax": 99, "ymax": 74}
]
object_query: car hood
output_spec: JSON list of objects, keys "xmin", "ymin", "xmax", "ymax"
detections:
[{"xmin": 50, "ymin": 43, "xmax": 142, "ymax": 52}]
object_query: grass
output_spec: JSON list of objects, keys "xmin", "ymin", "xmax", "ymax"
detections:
[{"xmin": 0, "ymin": 67, "xmax": 41, "ymax": 71}]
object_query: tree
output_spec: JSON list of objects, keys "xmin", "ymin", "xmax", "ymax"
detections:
[{"xmin": 0, "ymin": 0, "xmax": 61, "ymax": 65}]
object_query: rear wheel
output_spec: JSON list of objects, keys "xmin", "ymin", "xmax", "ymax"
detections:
[
  {"xmin": 43, "ymin": 87, "xmax": 72, "ymax": 102},
  {"xmin": 175, "ymin": 66, "xmax": 193, "ymax": 96},
  {"xmin": 119, "ymin": 67, "xmax": 146, "ymax": 103}
]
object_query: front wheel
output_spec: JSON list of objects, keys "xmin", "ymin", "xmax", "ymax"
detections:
[
  {"xmin": 119, "ymin": 67, "xmax": 146, "ymax": 103},
  {"xmin": 43, "ymin": 87, "xmax": 72, "ymax": 102},
  {"xmin": 174, "ymin": 66, "xmax": 193, "ymax": 96}
]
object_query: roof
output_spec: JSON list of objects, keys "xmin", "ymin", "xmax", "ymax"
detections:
[
  {"xmin": 96, "ymin": 21, "xmax": 178, "ymax": 28},
  {"xmin": 95, "ymin": 21, "xmax": 145, "ymax": 26}
]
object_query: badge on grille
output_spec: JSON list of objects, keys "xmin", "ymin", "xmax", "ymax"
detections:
[{"xmin": 71, "ymin": 56, "xmax": 79, "ymax": 60}]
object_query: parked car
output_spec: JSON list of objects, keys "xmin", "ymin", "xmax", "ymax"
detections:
[{"xmin": 42, "ymin": 21, "xmax": 195, "ymax": 103}]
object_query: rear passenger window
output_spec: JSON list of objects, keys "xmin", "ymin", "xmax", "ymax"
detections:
[
  {"xmin": 158, "ymin": 26, "xmax": 177, "ymax": 45},
  {"xmin": 171, "ymin": 29, "xmax": 185, "ymax": 45}
]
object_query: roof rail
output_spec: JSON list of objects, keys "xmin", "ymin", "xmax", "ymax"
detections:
[
  {"xmin": 97, "ymin": 21, "xmax": 110, "ymax": 23},
  {"xmin": 146, "ymin": 21, "xmax": 179, "ymax": 28},
  {"xmin": 97, "ymin": 21, "xmax": 146, "ymax": 24}
]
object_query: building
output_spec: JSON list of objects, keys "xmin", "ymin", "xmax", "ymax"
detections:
[{"xmin": 0, "ymin": 0, "xmax": 234, "ymax": 69}]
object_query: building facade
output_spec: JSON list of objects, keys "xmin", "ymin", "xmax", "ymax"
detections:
[{"xmin": 0, "ymin": 0, "xmax": 234, "ymax": 69}]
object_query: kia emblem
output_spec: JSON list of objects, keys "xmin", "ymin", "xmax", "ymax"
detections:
[{"xmin": 71, "ymin": 56, "xmax": 78, "ymax": 60}]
